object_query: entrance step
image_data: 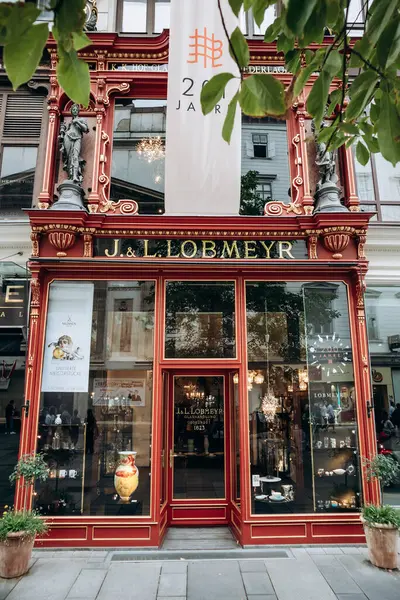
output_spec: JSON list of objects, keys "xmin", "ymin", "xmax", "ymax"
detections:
[{"xmin": 162, "ymin": 527, "xmax": 237, "ymax": 550}]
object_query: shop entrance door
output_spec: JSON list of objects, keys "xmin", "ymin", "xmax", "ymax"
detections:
[{"xmin": 166, "ymin": 373, "xmax": 230, "ymax": 525}]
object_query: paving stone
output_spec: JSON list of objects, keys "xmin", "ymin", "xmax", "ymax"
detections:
[
  {"xmin": 0, "ymin": 577, "xmax": 19, "ymax": 600},
  {"xmin": 187, "ymin": 560, "xmax": 245, "ymax": 600},
  {"xmin": 162, "ymin": 539, "xmax": 236, "ymax": 550},
  {"xmin": 336, "ymin": 595, "xmax": 368, "ymax": 600},
  {"xmin": 340, "ymin": 547, "xmax": 363, "ymax": 554},
  {"xmin": 66, "ymin": 568, "xmax": 107, "ymax": 599},
  {"xmin": 157, "ymin": 598, "xmax": 186, "ymax": 600},
  {"xmin": 162, "ymin": 562, "xmax": 188, "ymax": 574},
  {"xmin": 323, "ymin": 547, "xmax": 344, "ymax": 555},
  {"xmin": 247, "ymin": 596, "xmax": 277, "ymax": 600},
  {"xmin": 266, "ymin": 557, "xmax": 337, "ymax": 600},
  {"xmin": 317, "ymin": 564, "xmax": 363, "ymax": 594},
  {"xmin": 239, "ymin": 560, "xmax": 267, "ymax": 572},
  {"xmin": 242, "ymin": 572, "xmax": 275, "ymax": 595},
  {"xmin": 158, "ymin": 573, "xmax": 187, "ymax": 597},
  {"xmin": 72, "ymin": 551, "xmax": 93, "ymax": 558},
  {"xmin": 305, "ymin": 547, "xmax": 326, "ymax": 555},
  {"xmin": 97, "ymin": 562, "xmax": 161, "ymax": 600},
  {"xmin": 337, "ymin": 554, "xmax": 400, "ymax": 600},
  {"xmin": 5, "ymin": 560, "xmax": 82, "ymax": 600},
  {"xmin": 309, "ymin": 554, "xmax": 339, "ymax": 565}
]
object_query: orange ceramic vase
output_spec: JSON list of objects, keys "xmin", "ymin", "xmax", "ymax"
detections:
[{"xmin": 114, "ymin": 451, "xmax": 139, "ymax": 502}]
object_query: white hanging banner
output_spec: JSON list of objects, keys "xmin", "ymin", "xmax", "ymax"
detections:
[
  {"xmin": 165, "ymin": 0, "xmax": 241, "ymax": 215},
  {"xmin": 41, "ymin": 283, "xmax": 94, "ymax": 393}
]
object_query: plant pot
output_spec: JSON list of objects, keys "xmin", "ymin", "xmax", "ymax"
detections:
[
  {"xmin": 362, "ymin": 519, "xmax": 399, "ymax": 569},
  {"xmin": 0, "ymin": 532, "xmax": 35, "ymax": 578},
  {"xmin": 114, "ymin": 451, "xmax": 139, "ymax": 502}
]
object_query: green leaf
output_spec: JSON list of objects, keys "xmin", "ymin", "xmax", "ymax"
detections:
[
  {"xmin": 293, "ymin": 50, "xmax": 324, "ymax": 97},
  {"xmin": 363, "ymin": 134, "xmax": 380, "ymax": 154},
  {"xmin": 285, "ymin": 49, "xmax": 301, "ymax": 74},
  {"xmin": 376, "ymin": 17, "xmax": 400, "ymax": 70},
  {"xmin": 366, "ymin": 0, "xmax": 398, "ymax": 48},
  {"xmin": 286, "ymin": 0, "xmax": 318, "ymax": 37},
  {"xmin": 57, "ymin": 47, "xmax": 90, "ymax": 107},
  {"xmin": 345, "ymin": 136, "xmax": 357, "ymax": 149},
  {"xmin": 317, "ymin": 125, "xmax": 336, "ymax": 143},
  {"xmin": 72, "ymin": 31, "xmax": 92, "ymax": 51},
  {"xmin": 326, "ymin": 0, "xmax": 340, "ymax": 27},
  {"xmin": 230, "ymin": 27, "xmax": 249, "ymax": 69},
  {"xmin": 243, "ymin": 0, "xmax": 252, "ymax": 10},
  {"xmin": 323, "ymin": 49, "xmax": 342, "ymax": 77},
  {"xmin": 356, "ymin": 141, "xmax": 370, "ymax": 166},
  {"xmin": 4, "ymin": 23, "xmax": 49, "ymax": 91},
  {"xmin": 349, "ymin": 37, "xmax": 372, "ymax": 67},
  {"xmin": 300, "ymin": 0, "xmax": 327, "ymax": 46},
  {"xmin": 346, "ymin": 71, "xmax": 379, "ymax": 121},
  {"xmin": 239, "ymin": 74, "xmax": 286, "ymax": 117},
  {"xmin": 228, "ymin": 0, "xmax": 243, "ymax": 17},
  {"xmin": 201, "ymin": 73, "xmax": 236, "ymax": 115},
  {"xmin": 54, "ymin": 0, "xmax": 86, "ymax": 37},
  {"xmin": 1, "ymin": 3, "xmax": 41, "ymax": 45},
  {"xmin": 222, "ymin": 91, "xmax": 239, "ymax": 143},
  {"xmin": 264, "ymin": 16, "xmax": 282, "ymax": 42},
  {"xmin": 252, "ymin": 0, "xmax": 269, "ymax": 27},
  {"xmin": 326, "ymin": 88, "xmax": 342, "ymax": 116},
  {"xmin": 339, "ymin": 122, "xmax": 359, "ymax": 135},
  {"xmin": 306, "ymin": 71, "xmax": 332, "ymax": 128},
  {"xmin": 377, "ymin": 85, "xmax": 400, "ymax": 166},
  {"xmin": 277, "ymin": 32, "xmax": 295, "ymax": 54}
]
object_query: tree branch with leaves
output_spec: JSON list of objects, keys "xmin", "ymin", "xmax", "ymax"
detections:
[{"xmin": 201, "ymin": 0, "xmax": 400, "ymax": 168}]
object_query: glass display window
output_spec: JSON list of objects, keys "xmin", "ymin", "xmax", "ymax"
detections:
[
  {"xmin": 165, "ymin": 281, "xmax": 236, "ymax": 359},
  {"xmin": 245, "ymin": 281, "xmax": 362, "ymax": 514},
  {"xmin": 35, "ymin": 281, "xmax": 155, "ymax": 517}
]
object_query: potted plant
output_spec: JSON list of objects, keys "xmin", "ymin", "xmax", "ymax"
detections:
[
  {"xmin": 0, "ymin": 453, "xmax": 49, "ymax": 578},
  {"xmin": 362, "ymin": 454, "xmax": 400, "ymax": 569}
]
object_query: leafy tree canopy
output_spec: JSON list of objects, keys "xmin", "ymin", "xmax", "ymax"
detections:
[
  {"xmin": 0, "ymin": 0, "xmax": 91, "ymax": 106},
  {"xmin": 201, "ymin": 0, "xmax": 400, "ymax": 167}
]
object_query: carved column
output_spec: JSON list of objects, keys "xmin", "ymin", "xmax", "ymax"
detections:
[
  {"xmin": 37, "ymin": 66, "xmax": 60, "ymax": 209},
  {"xmin": 343, "ymin": 145, "xmax": 360, "ymax": 212},
  {"xmin": 16, "ymin": 274, "xmax": 42, "ymax": 511},
  {"xmin": 294, "ymin": 97, "xmax": 314, "ymax": 215},
  {"xmin": 353, "ymin": 270, "xmax": 380, "ymax": 505},
  {"xmin": 87, "ymin": 104, "xmax": 105, "ymax": 210}
]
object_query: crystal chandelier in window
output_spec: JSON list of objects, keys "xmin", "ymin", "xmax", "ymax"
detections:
[
  {"xmin": 137, "ymin": 136, "xmax": 165, "ymax": 163},
  {"xmin": 261, "ymin": 392, "xmax": 280, "ymax": 422}
]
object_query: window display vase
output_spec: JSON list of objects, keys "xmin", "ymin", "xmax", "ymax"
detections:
[
  {"xmin": 114, "ymin": 451, "xmax": 139, "ymax": 502},
  {"xmin": 55, "ymin": 414, "xmax": 62, "ymax": 425}
]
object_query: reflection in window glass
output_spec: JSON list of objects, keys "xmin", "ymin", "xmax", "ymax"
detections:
[
  {"xmin": 35, "ymin": 281, "xmax": 155, "ymax": 517},
  {"xmin": 375, "ymin": 153, "xmax": 400, "ymax": 202},
  {"xmin": 111, "ymin": 99, "xmax": 166, "ymax": 214},
  {"xmin": 165, "ymin": 281, "xmax": 236, "ymax": 359},
  {"xmin": 0, "ymin": 146, "xmax": 37, "ymax": 213},
  {"xmin": 242, "ymin": 116, "xmax": 290, "ymax": 204},
  {"xmin": 245, "ymin": 282, "xmax": 361, "ymax": 514},
  {"xmin": 154, "ymin": 0, "xmax": 170, "ymax": 32},
  {"xmin": 173, "ymin": 377, "xmax": 225, "ymax": 499},
  {"xmin": 352, "ymin": 148, "xmax": 374, "ymax": 202},
  {"xmin": 122, "ymin": 0, "xmax": 147, "ymax": 32},
  {"xmin": 366, "ymin": 287, "xmax": 400, "ymax": 506}
]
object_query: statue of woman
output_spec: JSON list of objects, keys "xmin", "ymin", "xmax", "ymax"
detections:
[{"xmin": 59, "ymin": 104, "xmax": 89, "ymax": 184}]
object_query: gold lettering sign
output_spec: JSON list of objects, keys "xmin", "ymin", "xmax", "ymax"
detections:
[{"xmin": 96, "ymin": 238, "xmax": 306, "ymax": 260}]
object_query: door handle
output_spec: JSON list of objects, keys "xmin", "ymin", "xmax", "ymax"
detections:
[{"xmin": 169, "ymin": 450, "xmax": 177, "ymax": 468}]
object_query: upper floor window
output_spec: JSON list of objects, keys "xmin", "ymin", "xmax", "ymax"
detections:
[
  {"xmin": 119, "ymin": 0, "xmax": 170, "ymax": 34},
  {"xmin": 110, "ymin": 99, "xmax": 166, "ymax": 214},
  {"xmin": 0, "ymin": 91, "xmax": 46, "ymax": 219},
  {"xmin": 353, "ymin": 150, "xmax": 400, "ymax": 222}
]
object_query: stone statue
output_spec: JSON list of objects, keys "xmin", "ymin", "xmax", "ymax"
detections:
[
  {"xmin": 59, "ymin": 104, "xmax": 89, "ymax": 184},
  {"xmin": 315, "ymin": 139, "xmax": 337, "ymax": 189},
  {"xmin": 312, "ymin": 120, "xmax": 348, "ymax": 213}
]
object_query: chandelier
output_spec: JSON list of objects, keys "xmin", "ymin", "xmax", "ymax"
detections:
[
  {"xmin": 261, "ymin": 393, "xmax": 280, "ymax": 422},
  {"xmin": 137, "ymin": 136, "xmax": 165, "ymax": 163},
  {"xmin": 247, "ymin": 370, "xmax": 265, "ymax": 385},
  {"xmin": 298, "ymin": 368, "xmax": 309, "ymax": 391},
  {"xmin": 184, "ymin": 381, "xmax": 205, "ymax": 400}
]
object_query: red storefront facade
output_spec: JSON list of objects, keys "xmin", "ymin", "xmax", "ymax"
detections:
[{"xmin": 17, "ymin": 33, "xmax": 379, "ymax": 547}]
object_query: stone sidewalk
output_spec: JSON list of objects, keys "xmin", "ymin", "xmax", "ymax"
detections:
[{"xmin": 1, "ymin": 545, "xmax": 400, "ymax": 600}]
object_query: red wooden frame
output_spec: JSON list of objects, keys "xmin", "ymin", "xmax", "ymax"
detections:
[{"xmin": 18, "ymin": 32, "xmax": 379, "ymax": 547}]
